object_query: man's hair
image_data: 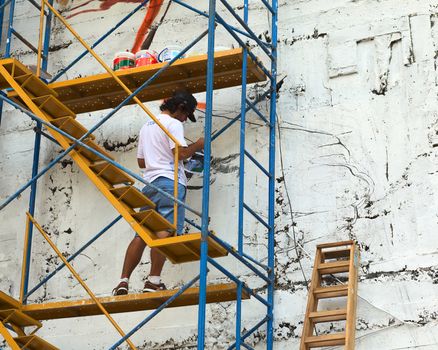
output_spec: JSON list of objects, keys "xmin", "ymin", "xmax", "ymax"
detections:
[{"xmin": 160, "ymin": 90, "xmax": 197, "ymax": 122}]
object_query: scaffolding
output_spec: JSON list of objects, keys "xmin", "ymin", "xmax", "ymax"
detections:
[{"xmin": 0, "ymin": 0, "xmax": 278, "ymax": 349}]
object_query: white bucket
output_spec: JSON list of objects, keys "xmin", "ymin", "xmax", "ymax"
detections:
[{"xmin": 158, "ymin": 45, "xmax": 185, "ymax": 62}]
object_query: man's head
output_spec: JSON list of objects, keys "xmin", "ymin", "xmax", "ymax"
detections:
[{"xmin": 160, "ymin": 90, "xmax": 197, "ymax": 122}]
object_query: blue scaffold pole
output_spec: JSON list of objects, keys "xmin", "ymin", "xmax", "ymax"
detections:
[
  {"xmin": 237, "ymin": 0, "xmax": 249, "ymax": 255},
  {"xmin": 236, "ymin": 1, "xmax": 249, "ymax": 348},
  {"xmin": 5, "ymin": 0, "xmax": 15, "ymax": 56},
  {"xmin": 41, "ymin": 0, "xmax": 53, "ymax": 73},
  {"xmin": 22, "ymin": 121, "xmax": 42, "ymax": 302},
  {"xmin": 267, "ymin": 0, "xmax": 278, "ymax": 348},
  {"xmin": 197, "ymin": 0, "xmax": 216, "ymax": 348},
  {"xmin": 0, "ymin": 0, "xmax": 14, "ymax": 126},
  {"xmin": 22, "ymin": 0, "xmax": 52, "ymax": 300},
  {"xmin": 0, "ymin": 0, "xmax": 5, "ymax": 126}
]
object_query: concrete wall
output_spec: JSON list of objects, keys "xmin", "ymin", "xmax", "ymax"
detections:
[{"xmin": 0, "ymin": 0, "xmax": 437, "ymax": 349}]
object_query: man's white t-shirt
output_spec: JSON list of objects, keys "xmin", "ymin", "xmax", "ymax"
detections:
[{"xmin": 137, "ymin": 113, "xmax": 188, "ymax": 186}]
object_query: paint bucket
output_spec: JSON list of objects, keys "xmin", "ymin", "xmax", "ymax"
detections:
[
  {"xmin": 184, "ymin": 152, "xmax": 204, "ymax": 180},
  {"xmin": 135, "ymin": 50, "xmax": 158, "ymax": 67},
  {"xmin": 113, "ymin": 51, "xmax": 135, "ymax": 71},
  {"xmin": 158, "ymin": 45, "xmax": 185, "ymax": 62}
]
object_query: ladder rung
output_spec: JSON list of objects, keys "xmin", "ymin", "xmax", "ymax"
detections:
[
  {"xmin": 110, "ymin": 186, "xmax": 155, "ymax": 210},
  {"xmin": 317, "ymin": 240, "xmax": 354, "ymax": 249},
  {"xmin": 318, "ymin": 260, "xmax": 350, "ymax": 275},
  {"xmin": 90, "ymin": 162, "xmax": 134, "ymax": 185},
  {"xmin": 13, "ymin": 72, "xmax": 33, "ymax": 87},
  {"xmin": 37, "ymin": 95, "xmax": 75, "ymax": 119},
  {"xmin": 31, "ymin": 94, "xmax": 52, "ymax": 107},
  {"xmin": 14, "ymin": 335, "xmax": 59, "ymax": 350},
  {"xmin": 313, "ymin": 285, "xmax": 349, "ymax": 299},
  {"xmin": 322, "ymin": 248, "xmax": 351, "ymax": 261},
  {"xmin": 50, "ymin": 116, "xmax": 94, "ymax": 141},
  {"xmin": 308, "ymin": 309, "xmax": 347, "ymax": 323},
  {"xmin": 304, "ymin": 332, "xmax": 346, "ymax": 347},
  {"xmin": 25, "ymin": 76, "xmax": 56, "ymax": 98},
  {"xmin": 73, "ymin": 139, "xmax": 114, "ymax": 164},
  {"xmin": 0, "ymin": 309, "xmax": 41, "ymax": 328},
  {"xmin": 133, "ymin": 209, "xmax": 175, "ymax": 233}
]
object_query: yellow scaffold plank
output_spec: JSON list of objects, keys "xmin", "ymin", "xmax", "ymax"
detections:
[
  {"xmin": 89, "ymin": 161, "xmax": 134, "ymax": 186},
  {"xmin": 152, "ymin": 232, "xmax": 228, "ymax": 264},
  {"xmin": 43, "ymin": 48, "xmax": 266, "ymax": 114},
  {"xmin": 110, "ymin": 186, "xmax": 156, "ymax": 210},
  {"xmin": 70, "ymin": 138, "xmax": 113, "ymax": 163},
  {"xmin": 0, "ymin": 291, "xmax": 21, "ymax": 310},
  {"xmin": 0, "ymin": 292, "xmax": 41, "ymax": 328},
  {"xmin": 22, "ymin": 283, "xmax": 249, "ymax": 320},
  {"xmin": 0, "ymin": 309, "xmax": 42, "ymax": 328},
  {"xmin": 134, "ymin": 209, "xmax": 174, "ymax": 232},
  {"xmin": 50, "ymin": 116, "xmax": 94, "ymax": 140},
  {"xmin": 14, "ymin": 335, "xmax": 59, "ymax": 350}
]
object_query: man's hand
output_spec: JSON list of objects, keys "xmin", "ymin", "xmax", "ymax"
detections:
[
  {"xmin": 194, "ymin": 137, "xmax": 204, "ymax": 150},
  {"xmin": 173, "ymin": 137, "xmax": 205, "ymax": 160}
]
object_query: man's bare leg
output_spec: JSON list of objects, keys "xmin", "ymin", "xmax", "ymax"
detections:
[
  {"xmin": 120, "ymin": 236, "xmax": 146, "ymax": 279},
  {"xmin": 149, "ymin": 230, "xmax": 173, "ymax": 277}
]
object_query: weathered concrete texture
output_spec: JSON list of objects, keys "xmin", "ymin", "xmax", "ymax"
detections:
[{"xmin": 1, "ymin": 0, "xmax": 438, "ymax": 349}]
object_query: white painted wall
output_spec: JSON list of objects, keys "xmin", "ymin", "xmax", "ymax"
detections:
[{"xmin": 1, "ymin": 0, "xmax": 438, "ymax": 349}]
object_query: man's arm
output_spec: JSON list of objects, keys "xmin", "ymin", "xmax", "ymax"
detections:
[
  {"xmin": 137, "ymin": 158, "xmax": 145, "ymax": 168},
  {"xmin": 172, "ymin": 137, "xmax": 204, "ymax": 161}
]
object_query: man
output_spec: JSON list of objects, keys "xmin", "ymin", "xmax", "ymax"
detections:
[{"xmin": 112, "ymin": 90, "xmax": 204, "ymax": 295}]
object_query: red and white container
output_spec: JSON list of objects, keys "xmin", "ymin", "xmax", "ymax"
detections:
[
  {"xmin": 113, "ymin": 51, "xmax": 135, "ymax": 71},
  {"xmin": 135, "ymin": 50, "xmax": 158, "ymax": 67}
]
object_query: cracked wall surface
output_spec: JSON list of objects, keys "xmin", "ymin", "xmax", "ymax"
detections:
[{"xmin": 1, "ymin": 0, "xmax": 438, "ymax": 349}]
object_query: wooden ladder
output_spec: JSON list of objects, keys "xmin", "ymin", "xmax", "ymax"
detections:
[{"xmin": 300, "ymin": 241, "xmax": 359, "ymax": 349}]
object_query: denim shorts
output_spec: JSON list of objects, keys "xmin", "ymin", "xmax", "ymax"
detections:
[{"xmin": 140, "ymin": 176, "xmax": 187, "ymax": 235}]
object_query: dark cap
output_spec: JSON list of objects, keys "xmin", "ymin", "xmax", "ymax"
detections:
[{"xmin": 172, "ymin": 90, "xmax": 197, "ymax": 122}]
